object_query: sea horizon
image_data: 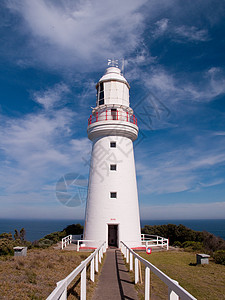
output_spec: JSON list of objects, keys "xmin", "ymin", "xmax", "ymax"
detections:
[{"xmin": 0, "ymin": 218, "xmax": 225, "ymax": 241}]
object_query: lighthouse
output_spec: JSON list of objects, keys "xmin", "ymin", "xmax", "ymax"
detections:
[{"xmin": 84, "ymin": 61, "xmax": 141, "ymax": 248}]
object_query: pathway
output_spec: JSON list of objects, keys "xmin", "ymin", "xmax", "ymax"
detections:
[{"xmin": 92, "ymin": 248, "xmax": 138, "ymax": 300}]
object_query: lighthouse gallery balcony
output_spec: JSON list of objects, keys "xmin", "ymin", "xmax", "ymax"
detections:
[
  {"xmin": 88, "ymin": 109, "xmax": 137, "ymax": 126},
  {"xmin": 87, "ymin": 108, "xmax": 138, "ymax": 141}
]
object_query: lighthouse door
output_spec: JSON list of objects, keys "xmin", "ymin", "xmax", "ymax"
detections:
[{"xmin": 108, "ymin": 225, "xmax": 118, "ymax": 247}]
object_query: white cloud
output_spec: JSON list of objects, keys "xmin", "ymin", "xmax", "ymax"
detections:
[
  {"xmin": 174, "ymin": 25, "xmax": 209, "ymax": 42},
  {"xmin": 154, "ymin": 18, "xmax": 169, "ymax": 37},
  {"xmin": 5, "ymin": 0, "xmax": 147, "ymax": 70},
  {"xmin": 136, "ymin": 135, "xmax": 225, "ymax": 195},
  {"xmin": 0, "ymin": 106, "xmax": 91, "ymax": 196},
  {"xmin": 33, "ymin": 83, "xmax": 70, "ymax": 109}
]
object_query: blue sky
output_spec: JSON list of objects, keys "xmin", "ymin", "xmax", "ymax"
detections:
[{"xmin": 0, "ymin": 0, "xmax": 225, "ymax": 220}]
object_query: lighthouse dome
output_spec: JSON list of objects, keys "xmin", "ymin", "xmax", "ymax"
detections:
[
  {"xmin": 99, "ymin": 67, "xmax": 129, "ymax": 88},
  {"xmin": 96, "ymin": 66, "xmax": 130, "ymax": 107}
]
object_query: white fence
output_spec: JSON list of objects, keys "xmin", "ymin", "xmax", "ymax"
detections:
[
  {"xmin": 141, "ymin": 234, "xmax": 169, "ymax": 250},
  {"xmin": 61, "ymin": 235, "xmax": 72, "ymax": 249},
  {"xmin": 47, "ymin": 241, "xmax": 106, "ymax": 300},
  {"xmin": 121, "ymin": 241, "xmax": 197, "ymax": 300}
]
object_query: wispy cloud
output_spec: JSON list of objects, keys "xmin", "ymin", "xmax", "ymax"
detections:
[
  {"xmin": 174, "ymin": 25, "xmax": 209, "ymax": 42},
  {"xmin": 136, "ymin": 132, "xmax": 225, "ymax": 195},
  {"xmin": 33, "ymin": 83, "xmax": 70, "ymax": 110},
  {"xmin": 5, "ymin": 0, "xmax": 147, "ymax": 70},
  {"xmin": 153, "ymin": 18, "xmax": 209, "ymax": 42}
]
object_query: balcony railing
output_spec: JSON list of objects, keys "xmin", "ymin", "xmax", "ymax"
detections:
[{"xmin": 88, "ymin": 110, "xmax": 137, "ymax": 126}]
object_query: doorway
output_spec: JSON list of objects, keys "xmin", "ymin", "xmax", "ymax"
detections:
[{"xmin": 108, "ymin": 225, "xmax": 118, "ymax": 247}]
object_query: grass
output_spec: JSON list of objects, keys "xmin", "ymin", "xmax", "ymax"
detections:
[
  {"xmin": 134, "ymin": 249, "xmax": 225, "ymax": 300},
  {"xmin": 0, "ymin": 247, "xmax": 91, "ymax": 299}
]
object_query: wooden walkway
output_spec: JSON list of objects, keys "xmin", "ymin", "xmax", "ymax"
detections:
[{"xmin": 92, "ymin": 248, "xmax": 138, "ymax": 300}]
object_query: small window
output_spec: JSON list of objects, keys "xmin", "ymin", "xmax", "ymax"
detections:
[
  {"xmin": 110, "ymin": 141, "xmax": 116, "ymax": 148},
  {"xmin": 110, "ymin": 164, "xmax": 117, "ymax": 171},
  {"xmin": 110, "ymin": 192, "xmax": 117, "ymax": 198},
  {"xmin": 99, "ymin": 99, "xmax": 104, "ymax": 105},
  {"xmin": 111, "ymin": 108, "xmax": 117, "ymax": 120}
]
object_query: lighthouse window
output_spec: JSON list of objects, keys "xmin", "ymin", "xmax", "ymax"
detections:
[
  {"xmin": 110, "ymin": 192, "xmax": 117, "ymax": 198},
  {"xmin": 111, "ymin": 108, "xmax": 117, "ymax": 120},
  {"xmin": 110, "ymin": 164, "xmax": 117, "ymax": 171},
  {"xmin": 110, "ymin": 141, "xmax": 116, "ymax": 148},
  {"xmin": 97, "ymin": 82, "xmax": 104, "ymax": 106}
]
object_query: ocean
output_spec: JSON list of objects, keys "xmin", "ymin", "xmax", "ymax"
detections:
[{"xmin": 0, "ymin": 218, "xmax": 225, "ymax": 241}]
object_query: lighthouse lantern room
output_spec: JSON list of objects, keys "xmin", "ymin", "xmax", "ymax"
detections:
[{"xmin": 84, "ymin": 60, "xmax": 141, "ymax": 248}]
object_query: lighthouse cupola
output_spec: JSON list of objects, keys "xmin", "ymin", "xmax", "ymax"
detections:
[{"xmin": 96, "ymin": 66, "xmax": 130, "ymax": 108}]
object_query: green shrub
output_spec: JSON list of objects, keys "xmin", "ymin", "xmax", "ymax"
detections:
[
  {"xmin": 34, "ymin": 238, "xmax": 54, "ymax": 249},
  {"xmin": 173, "ymin": 241, "xmax": 182, "ymax": 247},
  {"xmin": 63, "ymin": 224, "xmax": 83, "ymax": 235},
  {"xmin": 182, "ymin": 241, "xmax": 204, "ymax": 251},
  {"xmin": 214, "ymin": 250, "xmax": 225, "ymax": 265},
  {"xmin": 0, "ymin": 239, "xmax": 14, "ymax": 256}
]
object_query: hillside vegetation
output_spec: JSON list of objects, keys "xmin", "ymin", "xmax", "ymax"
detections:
[{"xmin": 142, "ymin": 223, "xmax": 225, "ymax": 264}]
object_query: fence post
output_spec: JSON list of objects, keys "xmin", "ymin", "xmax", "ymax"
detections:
[
  {"xmin": 99, "ymin": 249, "xmax": 101, "ymax": 263},
  {"xmin": 56, "ymin": 280, "xmax": 67, "ymax": 300},
  {"xmin": 168, "ymin": 280, "xmax": 179, "ymax": 300},
  {"xmin": 95, "ymin": 252, "xmax": 99, "ymax": 273},
  {"xmin": 145, "ymin": 267, "xmax": 150, "ymax": 300},
  {"xmin": 135, "ymin": 257, "xmax": 139, "ymax": 284},
  {"xmin": 130, "ymin": 252, "xmax": 133, "ymax": 271},
  {"xmin": 80, "ymin": 266, "xmax": 86, "ymax": 300},
  {"xmin": 77, "ymin": 240, "xmax": 80, "ymax": 252},
  {"xmin": 90, "ymin": 258, "xmax": 95, "ymax": 282},
  {"xmin": 126, "ymin": 249, "xmax": 129, "ymax": 263}
]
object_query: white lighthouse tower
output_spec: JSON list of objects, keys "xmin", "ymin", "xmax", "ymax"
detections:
[{"xmin": 84, "ymin": 61, "xmax": 141, "ymax": 248}]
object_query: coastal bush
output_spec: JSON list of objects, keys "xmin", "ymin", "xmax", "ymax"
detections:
[
  {"xmin": 33, "ymin": 238, "xmax": 54, "ymax": 249},
  {"xmin": 142, "ymin": 223, "xmax": 225, "ymax": 253},
  {"xmin": 142, "ymin": 224, "xmax": 203, "ymax": 245},
  {"xmin": 202, "ymin": 231, "xmax": 225, "ymax": 252},
  {"xmin": 0, "ymin": 238, "xmax": 14, "ymax": 256},
  {"xmin": 214, "ymin": 250, "xmax": 225, "ymax": 265},
  {"xmin": 182, "ymin": 241, "xmax": 204, "ymax": 251},
  {"xmin": 0, "ymin": 232, "xmax": 13, "ymax": 240},
  {"xmin": 63, "ymin": 223, "xmax": 83, "ymax": 235},
  {"xmin": 43, "ymin": 231, "xmax": 66, "ymax": 244}
]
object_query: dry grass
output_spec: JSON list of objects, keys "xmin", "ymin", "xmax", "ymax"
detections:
[
  {"xmin": 134, "ymin": 249, "xmax": 225, "ymax": 300},
  {"xmin": 0, "ymin": 248, "xmax": 91, "ymax": 299}
]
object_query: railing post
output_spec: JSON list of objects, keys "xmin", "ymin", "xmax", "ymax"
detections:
[
  {"xmin": 168, "ymin": 280, "xmax": 179, "ymax": 300},
  {"xmin": 77, "ymin": 240, "xmax": 80, "ymax": 252},
  {"xmin": 157, "ymin": 236, "xmax": 159, "ymax": 246},
  {"xmin": 90, "ymin": 257, "xmax": 95, "ymax": 282},
  {"xmin": 80, "ymin": 266, "xmax": 86, "ymax": 300},
  {"xmin": 56, "ymin": 280, "xmax": 67, "ymax": 300},
  {"xmin": 130, "ymin": 252, "xmax": 133, "ymax": 271},
  {"xmin": 145, "ymin": 267, "xmax": 150, "ymax": 300},
  {"xmin": 135, "ymin": 257, "xmax": 139, "ymax": 284},
  {"xmin": 126, "ymin": 249, "xmax": 129, "ymax": 263},
  {"xmin": 167, "ymin": 239, "xmax": 169, "ymax": 250},
  {"xmin": 95, "ymin": 252, "xmax": 99, "ymax": 273},
  {"xmin": 99, "ymin": 249, "xmax": 101, "ymax": 263}
]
